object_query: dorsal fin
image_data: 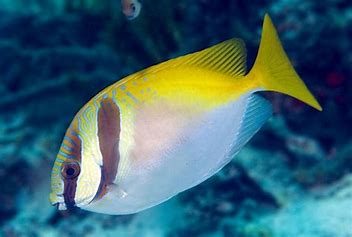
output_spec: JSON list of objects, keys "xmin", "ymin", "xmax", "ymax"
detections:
[{"xmin": 146, "ymin": 39, "xmax": 247, "ymax": 78}]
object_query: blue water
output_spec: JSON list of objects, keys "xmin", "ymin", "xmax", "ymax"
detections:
[{"xmin": 0, "ymin": 1, "xmax": 351, "ymax": 236}]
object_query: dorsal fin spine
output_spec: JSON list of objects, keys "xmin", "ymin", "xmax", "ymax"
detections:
[{"xmin": 144, "ymin": 38, "xmax": 247, "ymax": 80}]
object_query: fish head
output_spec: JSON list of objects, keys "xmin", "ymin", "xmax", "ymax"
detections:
[
  {"xmin": 49, "ymin": 114, "xmax": 102, "ymax": 211},
  {"xmin": 122, "ymin": 0, "xmax": 142, "ymax": 20}
]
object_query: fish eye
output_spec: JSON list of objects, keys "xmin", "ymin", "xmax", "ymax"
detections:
[
  {"xmin": 130, "ymin": 3, "xmax": 136, "ymax": 12},
  {"xmin": 61, "ymin": 162, "xmax": 80, "ymax": 179}
]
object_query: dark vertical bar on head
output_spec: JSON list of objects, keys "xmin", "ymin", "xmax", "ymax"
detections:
[
  {"xmin": 95, "ymin": 97, "xmax": 121, "ymax": 200},
  {"xmin": 62, "ymin": 121, "xmax": 82, "ymax": 208}
]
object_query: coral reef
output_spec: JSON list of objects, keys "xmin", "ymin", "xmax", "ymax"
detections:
[{"xmin": 0, "ymin": 0, "xmax": 351, "ymax": 236}]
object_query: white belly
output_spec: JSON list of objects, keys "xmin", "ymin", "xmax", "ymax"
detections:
[{"xmin": 83, "ymin": 93, "xmax": 272, "ymax": 214}]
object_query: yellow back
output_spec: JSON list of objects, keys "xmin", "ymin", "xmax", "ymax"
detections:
[
  {"xmin": 92, "ymin": 39, "xmax": 252, "ymax": 112},
  {"xmin": 85, "ymin": 14, "xmax": 321, "ymax": 114}
]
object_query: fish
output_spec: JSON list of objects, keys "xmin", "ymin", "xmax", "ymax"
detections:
[
  {"xmin": 49, "ymin": 14, "xmax": 322, "ymax": 215},
  {"xmin": 121, "ymin": 0, "xmax": 142, "ymax": 20}
]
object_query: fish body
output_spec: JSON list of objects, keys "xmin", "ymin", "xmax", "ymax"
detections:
[
  {"xmin": 121, "ymin": 0, "xmax": 142, "ymax": 20},
  {"xmin": 50, "ymin": 15, "xmax": 321, "ymax": 215}
]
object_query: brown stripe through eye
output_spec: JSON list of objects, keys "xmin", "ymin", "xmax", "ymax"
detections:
[
  {"xmin": 62, "ymin": 120, "xmax": 82, "ymax": 208},
  {"xmin": 61, "ymin": 162, "xmax": 80, "ymax": 180},
  {"xmin": 95, "ymin": 97, "xmax": 121, "ymax": 200}
]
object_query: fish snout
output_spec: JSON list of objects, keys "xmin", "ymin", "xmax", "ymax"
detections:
[
  {"xmin": 53, "ymin": 202, "xmax": 67, "ymax": 211},
  {"xmin": 50, "ymin": 192, "xmax": 67, "ymax": 210}
]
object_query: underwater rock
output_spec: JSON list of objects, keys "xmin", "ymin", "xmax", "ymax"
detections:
[
  {"xmin": 170, "ymin": 162, "xmax": 279, "ymax": 236},
  {"xmin": 293, "ymin": 141, "xmax": 352, "ymax": 186},
  {"xmin": 258, "ymin": 174, "xmax": 352, "ymax": 237}
]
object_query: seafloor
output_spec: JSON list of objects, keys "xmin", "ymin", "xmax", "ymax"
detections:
[{"xmin": 0, "ymin": 0, "xmax": 351, "ymax": 237}]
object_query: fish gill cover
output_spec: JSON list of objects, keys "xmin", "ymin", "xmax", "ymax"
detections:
[{"xmin": 0, "ymin": 0, "xmax": 351, "ymax": 236}]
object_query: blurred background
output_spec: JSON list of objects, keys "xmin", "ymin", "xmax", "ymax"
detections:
[{"xmin": 0, "ymin": 0, "xmax": 351, "ymax": 236}]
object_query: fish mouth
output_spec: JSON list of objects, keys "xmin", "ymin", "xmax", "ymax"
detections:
[
  {"xmin": 50, "ymin": 193, "xmax": 68, "ymax": 211},
  {"xmin": 53, "ymin": 202, "xmax": 68, "ymax": 211}
]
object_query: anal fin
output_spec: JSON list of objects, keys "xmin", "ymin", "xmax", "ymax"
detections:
[{"xmin": 231, "ymin": 94, "xmax": 273, "ymax": 154}]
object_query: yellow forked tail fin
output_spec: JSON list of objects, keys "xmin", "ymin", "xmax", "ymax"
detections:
[{"xmin": 248, "ymin": 14, "xmax": 322, "ymax": 111}]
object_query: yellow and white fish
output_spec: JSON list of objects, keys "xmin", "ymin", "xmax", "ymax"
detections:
[
  {"xmin": 50, "ymin": 15, "xmax": 321, "ymax": 215},
  {"xmin": 121, "ymin": 0, "xmax": 142, "ymax": 20}
]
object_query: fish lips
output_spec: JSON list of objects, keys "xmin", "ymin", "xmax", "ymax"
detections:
[
  {"xmin": 50, "ymin": 193, "xmax": 69, "ymax": 211},
  {"xmin": 54, "ymin": 202, "xmax": 68, "ymax": 211}
]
